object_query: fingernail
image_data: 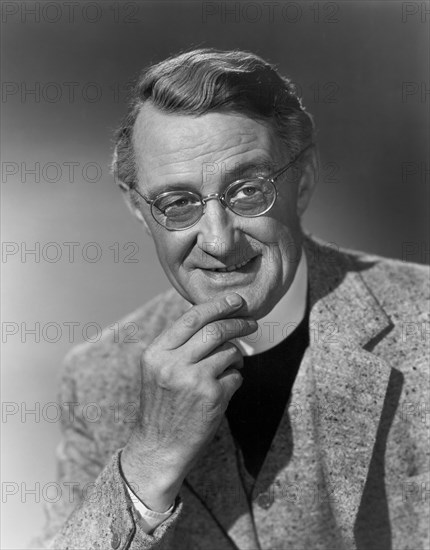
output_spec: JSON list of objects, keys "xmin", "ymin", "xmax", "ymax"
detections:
[{"xmin": 226, "ymin": 294, "xmax": 242, "ymax": 307}]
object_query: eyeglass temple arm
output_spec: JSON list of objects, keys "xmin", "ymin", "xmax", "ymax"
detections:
[
  {"xmin": 130, "ymin": 186, "xmax": 152, "ymax": 205},
  {"xmin": 118, "ymin": 179, "xmax": 152, "ymax": 203},
  {"xmin": 271, "ymin": 143, "xmax": 314, "ymax": 181}
]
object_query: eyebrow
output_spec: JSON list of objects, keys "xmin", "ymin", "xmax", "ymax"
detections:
[{"xmin": 143, "ymin": 156, "xmax": 277, "ymax": 200}]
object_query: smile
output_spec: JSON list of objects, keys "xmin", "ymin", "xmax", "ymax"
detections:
[
  {"xmin": 210, "ymin": 257, "xmax": 254, "ymax": 272},
  {"xmin": 198, "ymin": 256, "xmax": 260, "ymax": 283}
]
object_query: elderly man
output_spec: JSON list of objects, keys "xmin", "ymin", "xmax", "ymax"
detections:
[{"xmin": 39, "ymin": 49, "xmax": 428, "ymax": 550}]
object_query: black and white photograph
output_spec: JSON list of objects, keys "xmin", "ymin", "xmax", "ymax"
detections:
[{"xmin": 1, "ymin": 1, "xmax": 429, "ymax": 548}]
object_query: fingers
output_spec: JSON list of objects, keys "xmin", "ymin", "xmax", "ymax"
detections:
[
  {"xmin": 217, "ymin": 368, "xmax": 244, "ymax": 403},
  {"xmin": 185, "ymin": 318, "xmax": 257, "ymax": 364},
  {"xmin": 157, "ymin": 293, "xmax": 246, "ymax": 350},
  {"xmin": 199, "ymin": 341, "xmax": 244, "ymax": 378},
  {"xmin": 198, "ymin": 342, "xmax": 244, "ymax": 407}
]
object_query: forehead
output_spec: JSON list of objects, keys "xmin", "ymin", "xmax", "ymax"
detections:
[{"xmin": 132, "ymin": 103, "xmax": 282, "ymax": 182}]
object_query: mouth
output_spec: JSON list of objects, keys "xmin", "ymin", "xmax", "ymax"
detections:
[
  {"xmin": 197, "ymin": 255, "xmax": 260, "ymax": 282},
  {"xmin": 207, "ymin": 257, "xmax": 255, "ymax": 273}
]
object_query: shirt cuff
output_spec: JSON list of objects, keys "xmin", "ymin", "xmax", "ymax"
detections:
[{"xmin": 124, "ymin": 482, "xmax": 175, "ymax": 534}]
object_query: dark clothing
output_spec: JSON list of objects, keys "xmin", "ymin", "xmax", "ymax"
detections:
[{"xmin": 226, "ymin": 310, "xmax": 310, "ymax": 479}]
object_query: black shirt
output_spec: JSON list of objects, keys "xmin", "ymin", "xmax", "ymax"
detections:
[{"xmin": 226, "ymin": 309, "xmax": 310, "ymax": 479}]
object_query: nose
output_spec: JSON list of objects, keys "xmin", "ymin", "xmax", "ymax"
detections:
[{"xmin": 196, "ymin": 196, "xmax": 239, "ymax": 260}]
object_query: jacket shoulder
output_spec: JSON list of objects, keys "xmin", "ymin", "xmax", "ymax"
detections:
[
  {"xmin": 345, "ymin": 247, "xmax": 429, "ymax": 314},
  {"xmin": 307, "ymin": 234, "xmax": 429, "ymax": 308}
]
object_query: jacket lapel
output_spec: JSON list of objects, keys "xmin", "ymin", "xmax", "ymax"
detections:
[
  {"xmin": 303, "ymin": 238, "xmax": 394, "ymax": 548},
  {"xmin": 307, "ymin": 337, "xmax": 392, "ymax": 548}
]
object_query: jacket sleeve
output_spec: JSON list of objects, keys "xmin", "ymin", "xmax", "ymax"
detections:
[{"xmin": 31, "ymin": 352, "xmax": 183, "ymax": 550}]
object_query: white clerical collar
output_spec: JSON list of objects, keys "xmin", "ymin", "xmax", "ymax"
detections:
[{"xmin": 232, "ymin": 249, "xmax": 308, "ymax": 356}]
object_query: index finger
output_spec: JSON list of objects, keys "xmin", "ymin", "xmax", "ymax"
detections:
[{"xmin": 158, "ymin": 293, "xmax": 245, "ymax": 350}]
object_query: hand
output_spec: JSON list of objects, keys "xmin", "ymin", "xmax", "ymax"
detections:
[{"xmin": 121, "ymin": 292, "xmax": 257, "ymax": 511}]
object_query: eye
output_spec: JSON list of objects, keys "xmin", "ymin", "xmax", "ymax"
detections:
[
  {"xmin": 237, "ymin": 185, "xmax": 259, "ymax": 197},
  {"xmin": 228, "ymin": 182, "xmax": 265, "ymax": 203},
  {"xmin": 156, "ymin": 195, "xmax": 195, "ymax": 213},
  {"xmin": 165, "ymin": 198, "xmax": 192, "ymax": 211},
  {"xmin": 153, "ymin": 193, "xmax": 202, "ymax": 223}
]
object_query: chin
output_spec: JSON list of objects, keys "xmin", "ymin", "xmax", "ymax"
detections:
[{"xmin": 226, "ymin": 291, "xmax": 275, "ymax": 319}]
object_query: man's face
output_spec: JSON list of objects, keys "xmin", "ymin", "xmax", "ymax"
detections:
[{"xmin": 131, "ymin": 103, "xmax": 314, "ymax": 320}]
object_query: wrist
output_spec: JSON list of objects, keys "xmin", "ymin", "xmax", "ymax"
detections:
[{"xmin": 120, "ymin": 443, "xmax": 184, "ymax": 513}]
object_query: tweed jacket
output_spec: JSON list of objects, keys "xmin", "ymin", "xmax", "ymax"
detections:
[{"xmin": 36, "ymin": 235, "xmax": 429, "ymax": 550}]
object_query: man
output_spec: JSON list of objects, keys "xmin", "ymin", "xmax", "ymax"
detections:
[{"xmin": 38, "ymin": 49, "xmax": 429, "ymax": 549}]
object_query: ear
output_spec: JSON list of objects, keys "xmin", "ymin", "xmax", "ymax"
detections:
[{"xmin": 296, "ymin": 146, "xmax": 319, "ymax": 218}]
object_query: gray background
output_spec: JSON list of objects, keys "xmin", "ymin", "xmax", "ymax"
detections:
[{"xmin": 1, "ymin": 1, "xmax": 428, "ymax": 547}]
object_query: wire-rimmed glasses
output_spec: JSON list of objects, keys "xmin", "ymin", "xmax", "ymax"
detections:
[{"xmin": 133, "ymin": 143, "xmax": 313, "ymax": 231}]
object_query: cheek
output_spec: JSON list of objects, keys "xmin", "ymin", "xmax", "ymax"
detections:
[
  {"xmin": 254, "ymin": 216, "xmax": 301, "ymax": 269},
  {"xmin": 271, "ymin": 197, "xmax": 302, "ymax": 247},
  {"xmin": 151, "ymin": 232, "xmax": 174, "ymax": 266},
  {"xmin": 252, "ymin": 207, "xmax": 297, "ymax": 247},
  {"xmin": 274, "ymin": 191, "xmax": 299, "ymax": 224},
  {"xmin": 152, "ymin": 233, "xmax": 189, "ymax": 275}
]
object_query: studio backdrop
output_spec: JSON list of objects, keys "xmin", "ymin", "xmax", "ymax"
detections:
[{"xmin": 1, "ymin": 1, "xmax": 428, "ymax": 548}]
